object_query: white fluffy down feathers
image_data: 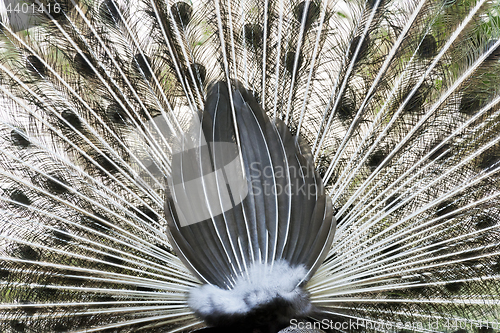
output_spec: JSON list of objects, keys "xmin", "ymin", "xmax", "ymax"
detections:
[{"xmin": 188, "ymin": 261, "xmax": 312, "ymax": 325}]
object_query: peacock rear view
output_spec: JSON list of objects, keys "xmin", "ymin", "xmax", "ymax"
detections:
[{"xmin": 0, "ymin": 0, "xmax": 499, "ymax": 331}]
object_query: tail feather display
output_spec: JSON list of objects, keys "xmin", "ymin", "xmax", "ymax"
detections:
[{"xmin": 0, "ymin": 0, "xmax": 499, "ymax": 332}]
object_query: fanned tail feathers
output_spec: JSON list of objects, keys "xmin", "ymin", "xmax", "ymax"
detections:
[{"xmin": 0, "ymin": 0, "xmax": 499, "ymax": 332}]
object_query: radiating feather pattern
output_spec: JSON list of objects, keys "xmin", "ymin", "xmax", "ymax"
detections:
[
  {"xmin": 165, "ymin": 81, "xmax": 335, "ymax": 327},
  {"xmin": 0, "ymin": 0, "xmax": 497, "ymax": 332}
]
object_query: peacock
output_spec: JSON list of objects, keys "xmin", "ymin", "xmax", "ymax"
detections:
[{"xmin": 0, "ymin": 0, "xmax": 499, "ymax": 331}]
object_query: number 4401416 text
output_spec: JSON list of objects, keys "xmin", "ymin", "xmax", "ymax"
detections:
[{"xmin": 5, "ymin": 2, "xmax": 61, "ymax": 14}]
